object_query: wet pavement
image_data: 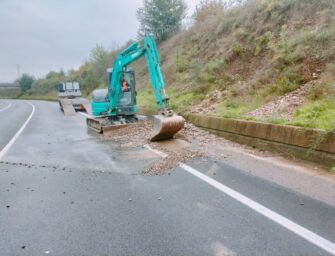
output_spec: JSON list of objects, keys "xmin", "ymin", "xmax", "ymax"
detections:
[{"xmin": 0, "ymin": 100, "xmax": 334, "ymax": 256}]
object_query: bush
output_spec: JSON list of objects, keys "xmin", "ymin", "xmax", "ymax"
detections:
[
  {"xmin": 206, "ymin": 59, "xmax": 226, "ymax": 75},
  {"xmin": 233, "ymin": 42, "xmax": 243, "ymax": 56},
  {"xmin": 254, "ymin": 31, "xmax": 273, "ymax": 56}
]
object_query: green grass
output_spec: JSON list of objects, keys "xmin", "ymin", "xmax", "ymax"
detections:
[
  {"xmin": 217, "ymin": 97, "xmax": 259, "ymax": 119},
  {"xmin": 137, "ymin": 86, "xmax": 206, "ymax": 113},
  {"xmin": 169, "ymin": 88, "xmax": 206, "ymax": 112},
  {"xmin": 137, "ymin": 89, "xmax": 156, "ymax": 109},
  {"xmin": 331, "ymin": 166, "xmax": 335, "ymax": 174},
  {"xmin": 291, "ymin": 99, "xmax": 335, "ymax": 131},
  {"xmin": 233, "ymin": 42, "xmax": 243, "ymax": 56},
  {"xmin": 266, "ymin": 115, "xmax": 288, "ymax": 125}
]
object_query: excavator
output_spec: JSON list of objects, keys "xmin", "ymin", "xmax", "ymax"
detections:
[{"xmin": 86, "ymin": 35, "xmax": 185, "ymax": 141}]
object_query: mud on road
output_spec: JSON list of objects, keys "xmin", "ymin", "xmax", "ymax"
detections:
[{"xmin": 103, "ymin": 119, "xmax": 240, "ymax": 175}]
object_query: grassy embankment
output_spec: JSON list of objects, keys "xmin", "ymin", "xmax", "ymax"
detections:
[{"xmin": 137, "ymin": 0, "xmax": 335, "ymax": 131}]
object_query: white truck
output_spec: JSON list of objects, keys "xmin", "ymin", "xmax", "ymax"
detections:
[{"xmin": 56, "ymin": 82, "xmax": 91, "ymax": 116}]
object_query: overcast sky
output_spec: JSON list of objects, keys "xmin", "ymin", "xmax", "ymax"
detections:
[{"xmin": 0, "ymin": 0, "xmax": 200, "ymax": 82}]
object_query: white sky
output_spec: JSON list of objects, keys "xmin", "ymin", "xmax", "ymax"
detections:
[{"xmin": 0, "ymin": 0, "xmax": 200, "ymax": 82}]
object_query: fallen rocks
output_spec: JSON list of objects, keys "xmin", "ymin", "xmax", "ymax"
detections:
[
  {"xmin": 103, "ymin": 117, "xmax": 237, "ymax": 175},
  {"xmin": 143, "ymin": 149, "xmax": 205, "ymax": 175},
  {"xmin": 189, "ymin": 90, "xmax": 224, "ymax": 115},
  {"xmin": 247, "ymin": 81, "xmax": 317, "ymax": 121}
]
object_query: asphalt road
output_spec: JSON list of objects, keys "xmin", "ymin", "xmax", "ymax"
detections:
[{"xmin": 0, "ymin": 100, "xmax": 335, "ymax": 256}]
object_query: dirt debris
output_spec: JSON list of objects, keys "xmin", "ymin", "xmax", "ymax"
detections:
[
  {"xmin": 103, "ymin": 118, "xmax": 238, "ymax": 175},
  {"xmin": 143, "ymin": 149, "xmax": 205, "ymax": 175},
  {"xmin": 103, "ymin": 120, "xmax": 153, "ymax": 147},
  {"xmin": 104, "ymin": 120, "xmax": 207, "ymax": 174},
  {"xmin": 246, "ymin": 81, "xmax": 317, "ymax": 121},
  {"xmin": 189, "ymin": 90, "xmax": 224, "ymax": 114}
]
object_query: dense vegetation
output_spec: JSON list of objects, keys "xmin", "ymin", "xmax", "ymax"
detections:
[{"xmin": 18, "ymin": 0, "xmax": 335, "ymax": 131}]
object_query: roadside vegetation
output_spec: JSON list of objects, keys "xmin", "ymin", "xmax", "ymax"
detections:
[{"xmin": 16, "ymin": 0, "xmax": 335, "ymax": 131}]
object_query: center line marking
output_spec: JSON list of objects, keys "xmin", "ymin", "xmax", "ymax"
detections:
[
  {"xmin": 78, "ymin": 112, "xmax": 92, "ymax": 118},
  {"xmin": 145, "ymin": 146, "xmax": 335, "ymax": 255},
  {"xmin": 144, "ymin": 144, "xmax": 168, "ymax": 158},
  {"xmin": 0, "ymin": 102, "xmax": 35, "ymax": 160}
]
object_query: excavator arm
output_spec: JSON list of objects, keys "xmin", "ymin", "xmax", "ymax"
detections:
[{"xmin": 108, "ymin": 36, "xmax": 169, "ymax": 115}]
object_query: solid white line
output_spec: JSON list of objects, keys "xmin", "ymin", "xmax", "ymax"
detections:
[
  {"xmin": 144, "ymin": 145, "xmax": 335, "ymax": 255},
  {"xmin": 0, "ymin": 102, "xmax": 35, "ymax": 160},
  {"xmin": 180, "ymin": 163, "xmax": 335, "ymax": 255},
  {"xmin": 78, "ymin": 111, "xmax": 92, "ymax": 118},
  {"xmin": 0, "ymin": 101, "xmax": 12, "ymax": 112},
  {"xmin": 143, "ymin": 144, "xmax": 168, "ymax": 158}
]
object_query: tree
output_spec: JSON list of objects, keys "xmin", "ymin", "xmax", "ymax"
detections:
[
  {"xmin": 89, "ymin": 45, "xmax": 111, "ymax": 85},
  {"xmin": 137, "ymin": 0, "xmax": 186, "ymax": 42},
  {"xmin": 17, "ymin": 74, "xmax": 34, "ymax": 92}
]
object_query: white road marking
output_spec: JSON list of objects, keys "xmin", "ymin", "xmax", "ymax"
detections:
[
  {"xmin": 145, "ymin": 146, "xmax": 335, "ymax": 255},
  {"xmin": 0, "ymin": 101, "xmax": 12, "ymax": 112},
  {"xmin": 181, "ymin": 164, "xmax": 335, "ymax": 255},
  {"xmin": 78, "ymin": 111, "xmax": 92, "ymax": 118},
  {"xmin": 143, "ymin": 144, "xmax": 168, "ymax": 158},
  {"xmin": 0, "ymin": 102, "xmax": 35, "ymax": 160}
]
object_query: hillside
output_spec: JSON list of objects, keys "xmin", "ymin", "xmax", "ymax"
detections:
[
  {"xmin": 136, "ymin": 0, "xmax": 335, "ymax": 131},
  {"xmin": 22, "ymin": 0, "xmax": 335, "ymax": 131}
]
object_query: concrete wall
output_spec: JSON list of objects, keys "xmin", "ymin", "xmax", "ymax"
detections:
[{"xmin": 185, "ymin": 114, "xmax": 335, "ymax": 167}]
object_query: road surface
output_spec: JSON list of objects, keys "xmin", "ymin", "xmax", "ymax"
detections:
[{"xmin": 0, "ymin": 100, "xmax": 334, "ymax": 256}]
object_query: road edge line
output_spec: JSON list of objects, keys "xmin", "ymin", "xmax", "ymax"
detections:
[
  {"xmin": 180, "ymin": 163, "xmax": 335, "ymax": 255},
  {"xmin": 144, "ymin": 145, "xmax": 335, "ymax": 255},
  {"xmin": 0, "ymin": 101, "xmax": 12, "ymax": 112},
  {"xmin": 0, "ymin": 102, "xmax": 35, "ymax": 160}
]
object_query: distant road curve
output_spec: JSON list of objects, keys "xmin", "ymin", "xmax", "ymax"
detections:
[
  {"xmin": 0, "ymin": 101, "xmax": 35, "ymax": 160},
  {"xmin": 0, "ymin": 101, "xmax": 12, "ymax": 112}
]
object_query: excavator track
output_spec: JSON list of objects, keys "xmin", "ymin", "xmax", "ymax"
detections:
[
  {"xmin": 87, "ymin": 113, "xmax": 185, "ymax": 141},
  {"xmin": 86, "ymin": 116, "xmax": 137, "ymax": 134}
]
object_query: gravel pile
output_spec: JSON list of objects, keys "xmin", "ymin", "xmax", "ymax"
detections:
[
  {"xmin": 247, "ymin": 81, "xmax": 317, "ymax": 121},
  {"xmin": 143, "ymin": 150, "xmax": 205, "ymax": 175},
  {"xmin": 179, "ymin": 121, "xmax": 223, "ymax": 147},
  {"xmin": 189, "ymin": 90, "xmax": 224, "ymax": 115},
  {"xmin": 104, "ymin": 120, "xmax": 153, "ymax": 147}
]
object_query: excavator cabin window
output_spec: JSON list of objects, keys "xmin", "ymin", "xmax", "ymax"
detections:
[{"xmin": 119, "ymin": 71, "xmax": 136, "ymax": 107}]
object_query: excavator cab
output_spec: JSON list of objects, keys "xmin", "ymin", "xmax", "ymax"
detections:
[{"xmin": 117, "ymin": 70, "xmax": 138, "ymax": 116}]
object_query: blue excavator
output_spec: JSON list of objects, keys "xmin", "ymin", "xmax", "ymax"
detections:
[{"xmin": 86, "ymin": 35, "xmax": 185, "ymax": 141}]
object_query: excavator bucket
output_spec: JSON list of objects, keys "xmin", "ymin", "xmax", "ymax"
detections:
[{"xmin": 150, "ymin": 114, "xmax": 185, "ymax": 142}]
